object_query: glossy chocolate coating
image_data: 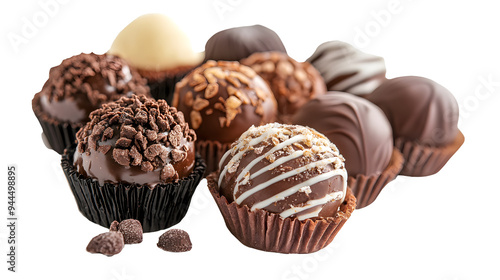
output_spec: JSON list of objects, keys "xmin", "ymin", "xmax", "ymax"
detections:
[
  {"xmin": 39, "ymin": 53, "xmax": 150, "ymax": 124},
  {"xmin": 75, "ymin": 95, "xmax": 197, "ymax": 186},
  {"xmin": 173, "ymin": 60, "xmax": 277, "ymax": 143},
  {"xmin": 367, "ymin": 76, "xmax": 459, "ymax": 146},
  {"xmin": 218, "ymin": 123, "xmax": 347, "ymax": 220},
  {"xmin": 204, "ymin": 25, "xmax": 287, "ymax": 62},
  {"xmin": 292, "ymin": 92, "xmax": 393, "ymax": 177},
  {"xmin": 74, "ymin": 141, "xmax": 194, "ymax": 186},
  {"xmin": 307, "ymin": 41, "xmax": 386, "ymax": 96}
]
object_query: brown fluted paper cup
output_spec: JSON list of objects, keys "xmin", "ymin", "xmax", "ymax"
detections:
[
  {"xmin": 196, "ymin": 140, "xmax": 233, "ymax": 176},
  {"xmin": 61, "ymin": 148, "xmax": 206, "ymax": 232},
  {"xmin": 207, "ymin": 172, "xmax": 356, "ymax": 254},
  {"xmin": 396, "ymin": 130, "xmax": 464, "ymax": 177},
  {"xmin": 348, "ymin": 148, "xmax": 404, "ymax": 209}
]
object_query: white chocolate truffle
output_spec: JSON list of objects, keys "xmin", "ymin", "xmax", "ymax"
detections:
[{"xmin": 109, "ymin": 14, "xmax": 203, "ymax": 71}]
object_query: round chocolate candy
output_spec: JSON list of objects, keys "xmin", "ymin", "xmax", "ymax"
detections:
[
  {"xmin": 241, "ymin": 52, "xmax": 326, "ymax": 121},
  {"xmin": 293, "ymin": 92, "xmax": 393, "ymax": 177},
  {"xmin": 39, "ymin": 53, "xmax": 150, "ymax": 124},
  {"xmin": 367, "ymin": 76, "xmax": 459, "ymax": 146},
  {"xmin": 218, "ymin": 123, "xmax": 347, "ymax": 220},
  {"xmin": 307, "ymin": 41, "xmax": 386, "ymax": 96},
  {"xmin": 204, "ymin": 25, "xmax": 287, "ymax": 62},
  {"xmin": 74, "ymin": 95, "xmax": 197, "ymax": 186},
  {"xmin": 172, "ymin": 60, "xmax": 277, "ymax": 144}
]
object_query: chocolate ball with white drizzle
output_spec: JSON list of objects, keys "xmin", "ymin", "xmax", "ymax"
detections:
[
  {"xmin": 307, "ymin": 41, "xmax": 386, "ymax": 96},
  {"xmin": 217, "ymin": 123, "xmax": 347, "ymax": 220}
]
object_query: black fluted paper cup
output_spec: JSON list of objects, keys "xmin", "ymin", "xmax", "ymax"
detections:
[
  {"xmin": 32, "ymin": 93, "xmax": 81, "ymax": 154},
  {"xmin": 61, "ymin": 148, "xmax": 206, "ymax": 232}
]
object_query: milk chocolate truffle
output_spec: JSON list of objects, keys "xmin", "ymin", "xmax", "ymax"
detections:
[
  {"xmin": 74, "ymin": 95, "xmax": 196, "ymax": 186},
  {"xmin": 307, "ymin": 41, "xmax": 386, "ymax": 95},
  {"xmin": 32, "ymin": 53, "xmax": 150, "ymax": 154},
  {"xmin": 37, "ymin": 53, "xmax": 150, "ymax": 124},
  {"xmin": 241, "ymin": 52, "xmax": 326, "ymax": 121},
  {"xmin": 218, "ymin": 123, "xmax": 347, "ymax": 220},
  {"xmin": 367, "ymin": 76, "xmax": 459, "ymax": 146},
  {"xmin": 172, "ymin": 60, "xmax": 278, "ymax": 144},
  {"xmin": 292, "ymin": 92, "xmax": 393, "ymax": 177},
  {"xmin": 204, "ymin": 25, "xmax": 287, "ymax": 62},
  {"xmin": 109, "ymin": 14, "xmax": 203, "ymax": 102}
]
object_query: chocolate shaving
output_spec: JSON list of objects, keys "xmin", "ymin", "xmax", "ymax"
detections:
[{"xmin": 41, "ymin": 53, "xmax": 149, "ymax": 106}]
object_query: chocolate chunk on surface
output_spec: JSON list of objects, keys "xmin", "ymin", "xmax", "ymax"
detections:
[
  {"xmin": 118, "ymin": 219, "xmax": 143, "ymax": 244},
  {"xmin": 157, "ymin": 229, "xmax": 192, "ymax": 252},
  {"xmin": 86, "ymin": 232, "xmax": 124, "ymax": 256}
]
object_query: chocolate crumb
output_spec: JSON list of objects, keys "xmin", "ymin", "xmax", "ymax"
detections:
[
  {"xmin": 157, "ymin": 229, "xmax": 192, "ymax": 252},
  {"xmin": 109, "ymin": 220, "xmax": 119, "ymax": 232},
  {"xmin": 117, "ymin": 219, "xmax": 143, "ymax": 244},
  {"xmin": 86, "ymin": 232, "xmax": 124, "ymax": 256}
]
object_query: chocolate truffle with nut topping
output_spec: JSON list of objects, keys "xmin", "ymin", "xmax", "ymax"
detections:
[
  {"xmin": 74, "ymin": 95, "xmax": 196, "ymax": 186},
  {"xmin": 241, "ymin": 52, "xmax": 326, "ymax": 122},
  {"xmin": 172, "ymin": 60, "xmax": 277, "ymax": 143}
]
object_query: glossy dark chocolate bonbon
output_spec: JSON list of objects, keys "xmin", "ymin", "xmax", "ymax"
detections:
[
  {"xmin": 204, "ymin": 25, "xmax": 286, "ymax": 62},
  {"xmin": 293, "ymin": 92, "xmax": 393, "ymax": 177},
  {"xmin": 367, "ymin": 76, "xmax": 459, "ymax": 146}
]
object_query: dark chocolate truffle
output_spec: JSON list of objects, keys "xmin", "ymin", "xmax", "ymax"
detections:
[
  {"xmin": 367, "ymin": 76, "xmax": 459, "ymax": 146},
  {"xmin": 157, "ymin": 229, "xmax": 192, "ymax": 252},
  {"xmin": 292, "ymin": 92, "xmax": 393, "ymax": 177},
  {"xmin": 204, "ymin": 25, "xmax": 287, "ymax": 62},
  {"xmin": 307, "ymin": 41, "xmax": 386, "ymax": 95},
  {"xmin": 218, "ymin": 123, "xmax": 347, "ymax": 220},
  {"xmin": 38, "ymin": 53, "xmax": 150, "ymax": 124},
  {"xmin": 74, "ymin": 95, "xmax": 197, "ymax": 186},
  {"xmin": 241, "ymin": 52, "xmax": 327, "ymax": 121},
  {"xmin": 86, "ymin": 231, "xmax": 124, "ymax": 256},
  {"xmin": 172, "ymin": 60, "xmax": 277, "ymax": 144}
]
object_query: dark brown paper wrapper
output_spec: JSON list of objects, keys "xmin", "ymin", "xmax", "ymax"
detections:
[
  {"xmin": 61, "ymin": 149, "xmax": 206, "ymax": 232},
  {"xmin": 147, "ymin": 75, "xmax": 183, "ymax": 104},
  {"xmin": 207, "ymin": 172, "xmax": 356, "ymax": 254},
  {"xmin": 138, "ymin": 66, "xmax": 194, "ymax": 104},
  {"xmin": 396, "ymin": 130, "xmax": 464, "ymax": 177},
  {"xmin": 348, "ymin": 148, "xmax": 404, "ymax": 209},
  {"xmin": 196, "ymin": 140, "xmax": 233, "ymax": 176},
  {"xmin": 32, "ymin": 93, "xmax": 81, "ymax": 154}
]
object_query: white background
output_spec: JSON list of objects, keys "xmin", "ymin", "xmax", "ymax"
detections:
[{"xmin": 1, "ymin": 0, "xmax": 499, "ymax": 279}]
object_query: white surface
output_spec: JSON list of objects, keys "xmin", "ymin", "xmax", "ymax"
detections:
[{"xmin": 1, "ymin": 0, "xmax": 499, "ymax": 279}]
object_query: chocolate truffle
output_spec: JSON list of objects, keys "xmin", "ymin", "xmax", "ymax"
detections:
[
  {"xmin": 157, "ymin": 229, "xmax": 192, "ymax": 252},
  {"xmin": 204, "ymin": 25, "xmax": 287, "ymax": 62},
  {"xmin": 108, "ymin": 14, "xmax": 203, "ymax": 73},
  {"xmin": 292, "ymin": 92, "xmax": 393, "ymax": 177},
  {"xmin": 74, "ymin": 95, "xmax": 197, "ymax": 186},
  {"xmin": 108, "ymin": 14, "xmax": 203, "ymax": 102},
  {"xmin": 367, "ymin": 76, "xmax": 459, "ymax": 146},
  {"xmin": 307, "ymin": 41, "xmax": 386, "ymax": 95},
  {"xmin": 218, "ymin": 123, "xmax": 347, "ymax": 220},
  {"xmin": 241, "ymin": 52, "xmax": 326, "ymax": 121},
  {"xmin": 172, "ymin": 60, "xmax": 277, "ymax": 144},
  {"xmin": 37, "ymin": 53, "xmax": 150, "ymax": 124}
]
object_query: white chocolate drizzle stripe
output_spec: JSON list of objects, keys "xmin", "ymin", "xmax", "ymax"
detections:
[
  {"xmin": 250, "ymin": 169, "xmax": 347, "ymax": 211},
  {"xmin": 218, "ymin": 126, "xmax": 285, "ymax": 186},
  {"xmin": 237, "ymin": 157, "xmax": 341, "ymax": 205},
  {"xmin": 232, "ymin": 135, "xmax": 307, "ymax": 197},
  {"xmin": 281, "ymin": 191, "xmax": 344, "ymax": 220}
]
